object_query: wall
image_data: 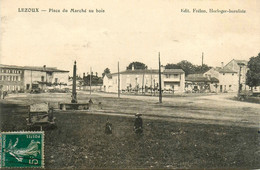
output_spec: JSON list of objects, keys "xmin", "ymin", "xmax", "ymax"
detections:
[
  {"xmin": 0, "ymin": 68, "xmax": 24, "ymax": 91},
  {"xmin": 218, "ymin": 72, "xmax": 238, "ymax": 92},
  {"xmin": 52, "ymin": 72, "xmax": 69, "ymax": 84},
  {"xmin": 103, "ymin": 72, "xmax": 185, "ymax": 93},
  {"xmin": 224, "ymin": 60, "xmax": 249, "ymax": 90}
]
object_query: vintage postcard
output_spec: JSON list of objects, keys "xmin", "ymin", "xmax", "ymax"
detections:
[{"xmin": 0, "ymin": 0, "xmax": 259, "ymax": 169}]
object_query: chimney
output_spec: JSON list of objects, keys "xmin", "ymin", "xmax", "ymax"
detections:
[
  {"xmin": 83, "ymin": 72, "xmax": 85, "ymax": 77},
  {"xmin": 221, "ymin": 62, "xmax": 224, "ymax": 69},
  {"xmin": 132, "ymin": 64, "xmax": 134, "ymax": 70},
  {"xmin": 43, "ymin": 65, "xmax": 46, "ymax": 70}
]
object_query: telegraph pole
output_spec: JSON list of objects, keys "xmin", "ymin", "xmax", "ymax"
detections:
[
  {"xmin": 90, "ymin": 67, "xmax": 92, "ymax": 95},
  {"xmin": 158, "ymin": 52, "xmax": 162, "ymax": 103},
  {"xmin": 118, "ymin": 61, "xmax": 120, "ymax": 98},
  {"xmin": 237, "ymin": 63, "xmax": 245, "ymax": 97},
  {"xmin": 202, "ymin": 52, "xmax": 204, "ymax": 66},
  {"xmin": 150, "ymin": 74, "xmax": 153, "ymax": 95},
  {"xmin": 142, "ymin": 71, "xmax": 145, "ymax": 94}
]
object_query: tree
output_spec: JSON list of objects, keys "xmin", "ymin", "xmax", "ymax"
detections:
[
  {"xmin": 165, "ymin": 60, "xmax": 211, "ymax": 75},
  {"xmin": 126, "ymin": 61, "xmax": 148, "ymax": 70},
  {"xmin": 246, "ymin": 53, "xmax": 260, "ymax": 88},
  {"xmin": 102, "ymin": 68, "xmax": 111, "ymax": 78},
  {"xmin": 194, "ymin": 64, "xmax": 212, "ymax": 74},
  {"xmin": 176, "ymin": 60, "xmax": 196, "ymax": 75},
  {"xmin": 165, "ymin": 63, "xmax": 181, "ymax": 69},
  {"xmin": 83, "ymin": 74, "xmax": 103, "ymax": 86}
]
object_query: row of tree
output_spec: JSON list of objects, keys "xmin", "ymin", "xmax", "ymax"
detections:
[{"xmin": 102, "ymin": 61, "xmax": 212, "ymax": 77}]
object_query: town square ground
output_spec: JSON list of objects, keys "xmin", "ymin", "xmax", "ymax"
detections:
[{"xmin": 0, "ymin": 92, "xmax": 259, "ymax": 169}]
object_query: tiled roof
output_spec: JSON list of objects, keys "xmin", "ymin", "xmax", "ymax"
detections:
[
  {"xmin": 233, "ymin": 60, "xmax": 248, "ymax": 65},
  {"xmin": 0, "ymin": 64, "xmax": 69, "ymax": 72},
  {"xmin": 215, "ymin": 67, "xmax": 237, "ymax": 73},
  {"xmin": 163, "ymin": 69, "xmax": 184, "ymax": 74},
  {"xmin": 186, "ymin": 74, "xmax": 219, "ymax": 83}
]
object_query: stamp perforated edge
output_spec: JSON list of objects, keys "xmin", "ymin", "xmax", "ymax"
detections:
[{"xmin": 0, "ymin": 131, "xmax": 44, "ymax": 169}]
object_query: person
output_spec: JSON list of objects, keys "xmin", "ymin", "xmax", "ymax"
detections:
[
  {"xmin": 105, "ymin": 118, "xmax": 112, "ymax": 134},
  {"xmin": 134, "ymin": 113, "xmax": 143, "ymax": 134},
  {"xmin": 3, "ymin": 91, "xmax": 7, "ymax": 99}
]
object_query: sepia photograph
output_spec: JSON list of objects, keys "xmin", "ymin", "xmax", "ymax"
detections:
[{"xmin": 0, "ymin": 0, "xmax": 259, "ymax": 169}]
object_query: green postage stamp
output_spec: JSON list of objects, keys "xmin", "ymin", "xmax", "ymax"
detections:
[{"xmin": 0, "ymin": 131, "xmax": 44, "ymax": 168}]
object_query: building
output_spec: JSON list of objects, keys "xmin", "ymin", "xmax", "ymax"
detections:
[
  {"xmin": 185, "ymin": 74, "xmax": 219, "ymax": 93},
  {"xmin": 0, "ymin": 64, "xmax": 69, "ymax": 92},
  {"xmin": 103, "ymin": 67, "xmax": 185, "ymax": 93},
  {"xmin": 203, "ymin": 59, "xmax": 249, "ymax": 93},
  {"xmin": 203, "ymin": 67, "xmax": 238, "ymax": 92},
  {"xmin": 224, "ymin": 59, "xmax": 249, "ymax": 90}
]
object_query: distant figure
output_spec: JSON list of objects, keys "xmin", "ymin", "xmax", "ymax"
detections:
[
  {"xmin": 98, "ymin": 102, "xmax": 102, "ymax": 109},
  {"xmin": 89, "ymin": 99, "xmax": 93, "ymax": 104},
  {"xmin": 88, "ymin": 99, "xmax": 93, "ymax": 110},
  {"xmin": 134, "ymin": 113, "xmax": 143, "ymax": 134},
  {"xmin": 105, "ymin": 118, "xmax": 112, "ymax": 134},
  {"xmin": 3, "ymin": 91, "xmax": 7, "ymax": 99}
]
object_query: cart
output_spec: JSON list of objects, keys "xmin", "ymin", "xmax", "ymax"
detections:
[{"xmin": 27, "ymin": 102, "xmax": 56, "ymax": 130}]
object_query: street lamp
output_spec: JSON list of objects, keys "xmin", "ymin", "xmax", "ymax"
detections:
[{"xmin": 237, "ymin": 62, "xmax": 245, "ymax": 97}]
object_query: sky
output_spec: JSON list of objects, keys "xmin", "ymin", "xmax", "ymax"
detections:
[{"xmin": 0, "ymin": 0, "xmax": 259, "ymax": 76}]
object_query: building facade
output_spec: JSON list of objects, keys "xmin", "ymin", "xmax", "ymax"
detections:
[
  {"xmin": 103, "ymin": 68, "xmax": 185, "ymax": 93},
  {"xmin": 0, "ymin": 64, "xmax": 69, "ymax": 92},
  {"xmin": 203, "ymin": 59, "xmax": 249, "ymax": 93},
  {"xmin": 204, "ymin": 67, "xmax": 238, "ymax": 92}
]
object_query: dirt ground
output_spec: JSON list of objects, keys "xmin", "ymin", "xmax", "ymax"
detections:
[{"xmin": 0, "ymin": 92, "xmax": 259, "ymax": 169}]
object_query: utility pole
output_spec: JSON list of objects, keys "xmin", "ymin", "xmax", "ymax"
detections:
[
  {"xmin": 150, "ymin": 74, "xmax": 153, "ymax": 95},
  {"xmin": 90, "ymin": 67, "xmax": 92, "ymax": 95},
  {"xmin": 142, "ymin": 71, "xmax": 145, "ymax": 94},
  {"xmin": 153, "ymin": 79, "xmax": 155, "ymax": 96},
  {"xmin": 118, "ymin": 61, "xmax": 120, "ymax": 98},
  {"xmin": 158, "ymin": 52, "xmax": 162, "ymax": 103},
  {"xmin": 202, "ymin": 52, "xmax": 204, "ymax": 66},
  {"xmin": 237, "ymin": 63, "xmax": 245, "ymax": 97},
  {"xmin": 31, "ymin": 70, "xmax": 32, "ymax": 90}
]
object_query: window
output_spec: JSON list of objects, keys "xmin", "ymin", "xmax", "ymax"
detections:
[
  {"xmin": 16, "ymin": 76, "xmax": 18, "ymax": 81},
  {"xmin": 3, "ymin": 69, "xmax": 6, "ymax": 73},
  {"xmin": 7, "ymin": 76, "xmax": 10, "ymax": 81},
  {"xmin": 55, "ymin": 78, "xmax": 58, "ymax": 83},
  {"xmin": 174, "ymin": 74, "xmax": 179, "ymax": 78},
  {"xmin": 10, "ymin": 76, "xmax": 12, "ymax": 81},
  {"xmin": 0, "ymin": 76, "xmax": 2, "ymax": 80},
  {"xmin": 3, "ymin": 76, "xmax": 6, "ymax": 80},
  {"xmin": 41, "ymin": 76, "xmax": 44, "ymax": 82}
]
